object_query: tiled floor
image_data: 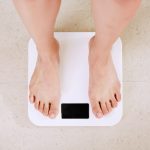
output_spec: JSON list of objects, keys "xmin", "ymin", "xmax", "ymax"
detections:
[{"xmin": 0, "ymin": 0, "xmax": 150, "ymax": 150}]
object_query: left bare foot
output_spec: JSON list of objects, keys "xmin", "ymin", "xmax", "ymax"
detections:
[{"xmin": 88, "ymin": 37, "xmax": 121, "ymax": 118}]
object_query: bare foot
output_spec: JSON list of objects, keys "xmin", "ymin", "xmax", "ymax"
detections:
[
  {"xmin": 88, "ymin": 37, "xmax": 121, "ymax": 118},
  {"xmin": 29, "ymin": 38, "xmax": 60, "ymax": 118}
]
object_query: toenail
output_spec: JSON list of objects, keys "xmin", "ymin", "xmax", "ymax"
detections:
[
  {"xmin": 50, "ymin": 113, "xmax": 56, "ymax": 119},
  {"xmin": 97, "ymin": 112, "xmax": 103, "ymax": 118}
]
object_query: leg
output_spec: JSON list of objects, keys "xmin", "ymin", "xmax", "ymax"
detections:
[
  {"xmin": 13, "ymin": 0, "xmax": 61, "ymax": 118},
  {"xmin": 89, "ymin": 0, "xmax": 141, "ymax": 118}
]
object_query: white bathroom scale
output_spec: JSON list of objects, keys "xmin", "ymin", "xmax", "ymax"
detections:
[{"xmin": 28, "ymin": 32, "xmax": 123, "ymax": 126}]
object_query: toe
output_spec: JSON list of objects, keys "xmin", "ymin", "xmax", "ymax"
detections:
[
  {"xmin": 100, "ymin": 101, "xmax": 109, "ymax": 115},
  {"xmin": 110, "ymin": 97, "xmax": 117, "ymax": 108},
  {"xmin": 29, "ymin": 94, "xmax": 35, "ymax": 103},
  {"xmin": 34, "ymin": 99, "xmax": 40, "ymax": 110},
  {"xmin": 90, "ymin": 99, "xmax": 103, "ymax": 118},
  {"xmin": 115, "ymin": 91, "xmax": 121, "ymax": 102},
  {"xmin": 39, "ymin": 101, "xmax": 44, "ymax": 113},
  {"xmin": 106, "ymin": 101, "xmax": 112, "ymax": 112},
  {"xmin": 43, "ymin": 103, "xmax": 50, "ymax": 116},
  {"xmin": 49, "ymin": 100, "xmax": 59, "ymax": 119}
]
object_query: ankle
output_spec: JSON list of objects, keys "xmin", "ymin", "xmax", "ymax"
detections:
[
  {"xmin": 89, "ymin": 36, "xmax": 111, "ymax": 65},
  {"xmin": 36, "ymin": 37, "xmax": 59, "ymax": 62},
  {"xmin": 37, "ymin": 53, "xmax": 59, "ymax": 66},
  {"xmin": 37, "ymin": 36, "xmax": 58, "ymax": 48},
  {"xmin": 94, "ymin": 35, "xmax": 114, "ymax": 50}
]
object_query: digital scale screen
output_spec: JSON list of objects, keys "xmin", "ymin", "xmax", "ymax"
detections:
[{"xmin": 61, "ymin": 103, "xmax": 89, "ymax": 119}]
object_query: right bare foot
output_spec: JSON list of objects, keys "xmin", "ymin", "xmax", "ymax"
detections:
[{"xmin": 29, "ymin": 38, "xmax": 60, "ymax": 118}]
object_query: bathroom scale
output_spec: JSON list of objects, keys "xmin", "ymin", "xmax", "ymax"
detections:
[{"xmin": 28, "ymin": 32, "xmax": 123, "ymax": 126}]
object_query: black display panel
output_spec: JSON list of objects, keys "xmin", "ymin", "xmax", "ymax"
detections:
[{"xmin": 61, "ymin": 103, "xmax": 89, "ymax": 119}]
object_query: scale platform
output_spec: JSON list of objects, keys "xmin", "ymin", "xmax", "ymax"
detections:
[{"xmin": 28, "ymin": 32, "xmax": 123, "ymax": 126}]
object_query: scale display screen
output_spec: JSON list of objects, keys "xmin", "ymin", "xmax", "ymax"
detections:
[{"xmin": 61, "ymin": 103, "xmax": 89, "ymax": 119}]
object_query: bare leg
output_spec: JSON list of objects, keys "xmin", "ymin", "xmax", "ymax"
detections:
[
  {"xmin": 89, "ymin": 0, "xmax": 141, "ymax": 118},
  {"xmin": 13, "ymin": 0, "xmax": 61, "ymax": 118}
]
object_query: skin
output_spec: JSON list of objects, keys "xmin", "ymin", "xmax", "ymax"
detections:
[
  {"xmin": 13, "ymin": 0, "xmax": 61, "ymax": 118},
  {"xmin": 89, "ymin": 0, "xmax": 141, "ymax": 118},
  {"xmin": 13, "ymin": 0, "xmax": 141, "ymax": 118}
]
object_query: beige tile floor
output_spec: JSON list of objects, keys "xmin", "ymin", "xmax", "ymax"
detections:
[{"xmin": 0, "ymin": 0, "xmax": 150, "ymax": 150}]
